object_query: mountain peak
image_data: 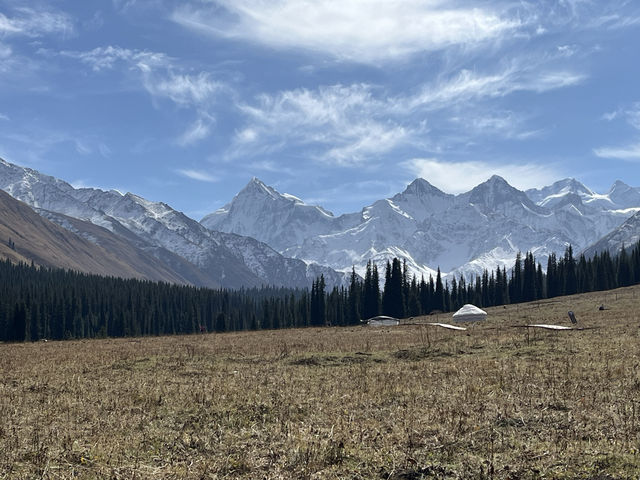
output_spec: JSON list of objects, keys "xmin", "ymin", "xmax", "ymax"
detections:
[
  {"xmin": 465, "ymin": 174, "xmax": 543, "ymax": 214},
  {"xmin": 487, "ymin": 174, "xmax": 508, "ymax": 184},
  {"xmin": 238, "ymin": 177, "xmax": 283, "ymax": 201},
  {"xmin": 607, "ymin": 180, "xmax": 640, "ymax": 208},
  {"xmin": 402, "ymin": 178, "xmax": 446, "ymax": 196},
  {"xmin": 472, "ymin": 174, "xmax": 515, "ymax": 194},
  {"xmin": 555, "ymin": 178, "xmax": 593, "ymax": 195},
  {"xmin": 610, "ymin": 179, "xmax": 631, "ymax": 192}
]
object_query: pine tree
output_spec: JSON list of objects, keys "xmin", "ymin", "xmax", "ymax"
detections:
[
  {"xmin": 407, "ymin": 275, "xmax": 421, "ymax": 316},
  {"xmin": 419, "ymin": 275, "xmax": 430, "ymax": 314},
  {"xmin": 348, "ymin": 267, "xmax": 361, "ymax": 324},
  {"xmin": 362, "ymin": 260, "xmax": 379, "ymax": 319},
  {"xmin": 617, "ymin": 244, "xmax": 632, "ymax": 287},
  {"xmin": 522, "ymin": 252, "xmax": 536, "ymax": 302},
  {"xmin": 382, "ymin": 258, "xmax": 404, "ymax": 318},
  {"xmin": 536, "ymin": 262, "xmax": 544, "ymax": 299},
  {"xmin": 495, "ymin": 267, "xmax": 504, "ymax": 305},
  {"xmin": 546, "ymin": 253, "xmax": 558, "ymax": 298},
  {"xmin": 564, "ymin": 245, "xmax": 577, "ymax": 295},
  {"xmin": 510, "ymin": 252, "xmax": 523, "ymax": 303},
  {"xmin": 434, "ymin": 268, "xmax": 444, "ymax": 312}
]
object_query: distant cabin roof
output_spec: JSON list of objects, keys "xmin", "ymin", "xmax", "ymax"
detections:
[{"xmin": 365, "ymin": 315, "xmax": 400, "ymax": 326}]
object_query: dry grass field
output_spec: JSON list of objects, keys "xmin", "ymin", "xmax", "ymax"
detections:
[{"xmin": 2, "ymin": 286, "xmax": 640, "ymax": 479}]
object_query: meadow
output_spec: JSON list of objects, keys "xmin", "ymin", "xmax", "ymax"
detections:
[{"xmin": 1, "ymin": 286, "xmax": 639, "ymax": 479}]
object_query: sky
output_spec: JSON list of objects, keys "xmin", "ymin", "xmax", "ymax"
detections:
[{"xmin": 1, "ymin": 0, "xmax": 640, "ymax": 218}]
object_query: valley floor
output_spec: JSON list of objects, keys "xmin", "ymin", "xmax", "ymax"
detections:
[{"xmin": 1, "ymin": 287, "xmax": 640, "ymax": 479}]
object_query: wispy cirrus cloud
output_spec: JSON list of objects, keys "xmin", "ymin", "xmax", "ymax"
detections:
[
  {"xmin": 60, "ymin": 45, "xmax": 169, "ymax": 72},
  {"xmin": 176, "ymin": 115, "xmax": 214, "ymax": 146},
  {"xmin": 59, "ymin": 46, "xmax": 226, "ymax": 145},
  {"xmin": 0, "ymin": 4, "xmax": 74, "ymax": 84},
  {"xmin": 171, "ymin": 0, "xmax": 519, "ymax": 64},
  {"xmin": 593, "ymin": 144, "xmax": 640, "ymax": 161},
  {"xmin": 402, "ymin": 158, "xmax": 562, "ymax": 193},
  {"xmin": 143, "ymin": 72, "xmax": 225, "ymax": 107},
  {"xmin": 401, "ymin": 65, "xmax": 586, "ymax": 112},
  {"xmin": 595, "ymin": 102, "xmax": 640, "ymax": 161},
  {"xmin": 0, "ymin": 128, "xmax": 109, "ymax": 167},
  {"xmin": 448, "ymin": 111, "xmax": 544, "ymax": 140},
  {"xmin": 233, "ymin": 59, "xmax": 585, "ymax": 165},
  {"xmin": 233, "ymin": 83, "xmax": 419, "ymax": 165},
  {"xmin": 60, "ymin": 46, "xmax": 225, "ymax": 108},
  {"xmin": 176, "ymin": 169, "xmax": 218, "ymax": 182},
  {"xmin": 0, "ymin": 6, "xmax": 73, "ymax": 38}
]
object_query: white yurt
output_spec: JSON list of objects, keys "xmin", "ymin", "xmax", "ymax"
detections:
[{"xmin": 452, "ymin": 304, "xmax": 487, "ymax": 322}]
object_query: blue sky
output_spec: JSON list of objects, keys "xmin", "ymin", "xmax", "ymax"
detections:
[{"xmin": 1, "ymin": 0, "xmax": 640, "ymax": 218}]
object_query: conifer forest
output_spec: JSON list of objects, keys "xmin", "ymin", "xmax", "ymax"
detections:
[{"xmin": 1, "ymin": 242, "xmax": 640, "ymax": 342}]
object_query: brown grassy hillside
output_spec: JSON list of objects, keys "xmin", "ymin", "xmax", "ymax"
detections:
[{"xmin": 0, "ymin": 189, "xmax": 196, "ymax": 283}]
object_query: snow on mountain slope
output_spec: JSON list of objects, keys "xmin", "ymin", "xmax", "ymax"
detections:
[
  {"xmin": 0, "ymin": 189, "xmax": 161, "ymax": 278},
  {"xmin": 527, "ymin": 178, "xmax": 640, "ymax": 213},
  {"xmin": 607, "ymin": 181, "xmax": 640, "ymax": 209},
  {"xmin": 0, "ymin": 158, "xmax": 347, "ymax": 289},
  {"xmin": 202, "ymin": 177, "xmax": 359, "ymax": 252},
  {"xmin": 582, "ymin": 211, "xmax": 640, "ymax": 258},
  {"xmin": 204, "ymin": 174, "xmax": 639, "ymax": 281},
  {"xmin": 36, "ymin": 208, "xmax": 210, "ymax": 285}
]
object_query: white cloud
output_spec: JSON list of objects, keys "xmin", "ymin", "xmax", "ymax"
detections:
[
  {"xmin": 0, "ymin": 113, "xmax": 9, "ymax": 121},
  {"xmin": 176, "ymin": 169, "xmax": 218, "ymax": 182},
  {"xmin": 247, "ymin": 159, "xmax": 294, "ymax": 175},
  {"xmin": 176, "ymin": 116, "xmax": 214, "ymax": 146},
  {"xmin": 63, "ymin": 46, "xmax": 224, "ymax": 108},
  {"xmin": 60, "ymin": 46, "xmax": 169, "ymax": 72},
  {"xmin": 403, "ymin": 66, "xmax": 586, "ymax": 112},
  {"xmin": 234, "ymin": 60, "xmax": 584, "ymax": 164},
  {"xmin": 403, "ymin": 158, "xmax": 561, "ymax": 193},
  {"xmin": 557, "ymin": 44, "xmax": 578, "ymax": 57},
  {"xmin": 0, "ymin": 128, "xmax": 111, "ymax": 167},
  {"xmin": 98, "ymin": 143, "xmax": 112, "ymax": 157},
  {"xmin": 74, "ymin": 140, "xmax": 92, "ymax": 155},
  {"xmin": 171, "ymin": 0, "xmax": 519, "ymax": 64},
  {"xmin": 236, "ymin": 83, "xmax": 417, "ymax": 165},
  {"xmin": 143, "ymin": 72, "xmax": 224, "ymax": 107},
  {"xmin": 626, "ymin": 104, "xmax": 640, "ymax": 131},
  {"xmin": 448, "ymin": 111, "xmax": 544, "ymax": 140},
  {"xmin": 0, "ymin": 7, "xmax": 73, "ymax": 38},
  {"xmin": 601, "ymin": 109, "xmax": 621, "ymax": 122},
  {"xmin": 593, "ymin": 144, "xmax": 640, "ymax": 161},
  {"xmin": 61, "ymin": 46, "xmax": 225, "ymax": 145},
  {"xmin": 234, "ymin": 128, "xmax": 258, "ymax": 144},
  {"xmin": 594, "ymin": 103, "xmax": 640, "ymax": 160},
  {"xmin": 600, "ymin": 103, "xmax": 640, "ymax": 129}
]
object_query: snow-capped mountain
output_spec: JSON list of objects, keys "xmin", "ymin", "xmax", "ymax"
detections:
[
  {"xmin": 202, "ymin": 177, "xmax": 360, "ymax": 252},
  {"xmin": 204, "ymin": 175, "xmax": 640, "ymax": 280},
  {"xmin": 0, "ymin": 188, "xmax": 196, "ymax": 282},
  {"xmin": 582, "ymin": 211, "xmax": 640, "ymax": 258},
  {"xmin": 607, "ymin": 181, "xmax": 640, "ymax": 209},
  {"xmin": 4, "ymin": 155, "xmax": 638, "ymax": 287},
  {"xmin": 0, "ymin": 158, "xmax": 347, "ymax": 289},
  {"xmin": 526, "ymin": 178, "xmax": 640, "ymax": 212}
]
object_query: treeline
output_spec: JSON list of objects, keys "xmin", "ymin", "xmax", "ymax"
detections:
[{"xmin": 1, "ymin": 241, "xmax": 640, "ymax": 342}]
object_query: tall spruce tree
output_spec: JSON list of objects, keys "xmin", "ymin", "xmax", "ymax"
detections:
[
  {"xmin": 510, "ymin": 252, "xmax": 523, "ymax": 303},
  {"xmin": 348, "ymin": 267, "xmax": 361, "ymax": 324},
  {"xmin": 564, "ymin": 245, "xmax": 577, "ymax": 295},
  {"xmin": 382, "ymin": 258, "xmax": 404, "ymax": 318},
  {"xmin": 434, "ymin": 268, "xmax": 444, "ymax": 312}
]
